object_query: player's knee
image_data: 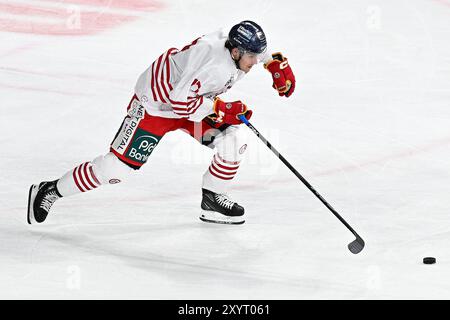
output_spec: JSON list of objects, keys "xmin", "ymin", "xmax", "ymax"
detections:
[
  {"xmin": 217, "ymin": 126, "xmax": 248, "ymax": 161},
  {"xmin": 91, "ymin": 152, "xmax": 133, "ymax": 185}
]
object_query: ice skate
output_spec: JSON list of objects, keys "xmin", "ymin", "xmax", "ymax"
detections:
[
  {"xmin": 27, "ymin": 180, "xmax": 62, "ymax": 224},
  {"xmin": 199, "ymin": 188, "xmax": 245, "ymax": 225}
]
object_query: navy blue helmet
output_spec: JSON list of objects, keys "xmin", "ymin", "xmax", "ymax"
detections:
[{"xmin": 228, "ymin": 20, "xmax": 267, "ymax": 54}]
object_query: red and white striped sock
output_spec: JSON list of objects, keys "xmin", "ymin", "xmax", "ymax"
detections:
[
  {"xmin": 208, "ymin": 154, "xmax": 240, "ymax": 180},
  {"xmin": 203, "ymin": 154, "xmax": 241, "ymax": 194},
  {"xmin": 56, "ymin": 162, "xmax": 102, "ymax": 197}
]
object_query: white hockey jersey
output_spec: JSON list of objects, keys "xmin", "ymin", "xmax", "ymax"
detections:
[{"xmin": 134, "ymin": 29, "xmax": 250, "ymax": 122}]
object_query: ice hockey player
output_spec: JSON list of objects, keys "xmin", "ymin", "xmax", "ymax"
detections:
[{"xmin": 27, "ymin": 20, "xmax": 296, "ymax": 225}]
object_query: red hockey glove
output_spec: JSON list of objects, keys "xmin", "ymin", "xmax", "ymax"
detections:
[
  {"xmin": 212, "ymin": 97, "xmax": 253, "ymax": 125},
  {"xmin": 264, "ymin": 52, "xmax": 296, "ymax": 97}
]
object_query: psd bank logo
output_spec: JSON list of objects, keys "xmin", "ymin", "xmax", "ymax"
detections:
[{"xmin": 126, "ymin": 128, "xmax": 161, "ymax": 164}]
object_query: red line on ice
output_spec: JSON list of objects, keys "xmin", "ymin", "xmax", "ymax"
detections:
[
  {"xmin": 43, "ymin": 0, "xmax": 164, "ymax": 11},
  {"xmin": 0, "ymin": 3, "xmax": 65, "ymax": 17},
  {"xmin": 0, "ymin": 0, "xmax": 164, "ymax": 36},
  {"xmin": 431, "ymin": 0, "xmax": 450, "ymax": 8}
]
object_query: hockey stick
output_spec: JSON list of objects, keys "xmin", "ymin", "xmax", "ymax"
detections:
[{"xmin": 238, "ymin": 114, "xmax": 365, "ymax": 254}]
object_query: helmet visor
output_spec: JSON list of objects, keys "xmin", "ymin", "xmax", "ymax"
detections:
[{"xmin": 238, "ymin": 47, "xmax": 267, "ymax": 63}]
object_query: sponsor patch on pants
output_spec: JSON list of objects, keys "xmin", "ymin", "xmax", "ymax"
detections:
[{"xmin": 124, "ymin": 128, "xmax": 161, "ymax": 165}]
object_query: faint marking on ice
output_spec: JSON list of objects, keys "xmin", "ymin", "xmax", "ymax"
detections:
[
  {"xmin": 312, "ymin": 136, "xmax": 450, "ymax": 177},
  {"xmin": 0, "ymin": 82, "xmax": 92, "ymax": 96},
  {"xmin": 366, "ymin": 265, "xmax": 382, "ymax": 292},
  {"xmin": 0, "ymin": 64, "xmax": 131, "ymax": 96},
  {"xmin": 0, "ymin": 42, "xmax": 39, "ymax": 58},
  {"xmin": 231, "ymin": 135, "xmax": 450, "ymax": 191},
  {"xmin": 66, "ymin": 265, "xmax": 81, "ymax": 290},
  {"xmin": 25, "ymin": 223, "xmax": 362, "ymax": 296},
  {"xmin": 0, "ymin": 65, "xmax": 126, "ymax": 85}
]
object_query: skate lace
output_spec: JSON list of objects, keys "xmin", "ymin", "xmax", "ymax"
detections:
[
  {"xmin": 215, "ymin": 194, "xmax": 234, "ymax": 210},
  {"xmin": 40, "ymin": 191, "xmax": 59, "ymax": 212}
]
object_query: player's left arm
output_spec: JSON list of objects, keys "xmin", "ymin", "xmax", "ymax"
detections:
[{"xmin": 264, "ymin": 52, "xmax": 296, "ymax": 98}]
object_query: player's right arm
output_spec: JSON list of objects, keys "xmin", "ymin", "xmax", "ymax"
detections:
[{"xmin": 166, "ymin": 66, "xmax": 217, "ymax": 118}]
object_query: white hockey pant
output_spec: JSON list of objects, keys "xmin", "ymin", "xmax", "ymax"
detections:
[{"xmin": 55, "ymin": 125, "xmax": 247, "ymax": 197}]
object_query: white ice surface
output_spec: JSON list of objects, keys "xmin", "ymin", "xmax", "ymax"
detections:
[{"xmin": 1, "ymin": 0, "xmax": 450, "ymax": 299}]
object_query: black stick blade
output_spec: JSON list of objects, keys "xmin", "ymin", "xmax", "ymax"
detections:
[{"xmin": 348, "ymin": 237, "xmax": 365, "ymax": 254}]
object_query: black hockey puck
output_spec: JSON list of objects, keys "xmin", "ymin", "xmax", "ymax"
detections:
[{"xmin": 423, "ymin": 257, "xmax": 436, "ymax": 264}]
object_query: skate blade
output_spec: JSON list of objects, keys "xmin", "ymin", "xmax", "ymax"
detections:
[
  {"xmin": 27, "ymin": 184, "xmax": 39, "ymax": 225},
  {"xmin": 199, "ymin": 210, "xmax": 245, "ymax": 225}
]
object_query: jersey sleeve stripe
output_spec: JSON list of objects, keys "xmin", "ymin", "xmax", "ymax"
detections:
[
  {"xmin": 186, "ymin": 96, "xmax": 203, "ymax": 115},
  {"xmin": 155, "ymin": 49, "xmax": 190, "ymax": 108},
  {"xmin": 150, "ymin": 62, "xmax": 158, "ymax": 102},
  {"xmin": 152, "ymin": 54, "xmax": 167, "ymax": 103},
  {"xmin": 165, "ymin": 48, "xmax": 177, "ymax": 91},
  {"xmin": 149, "ymin": 48, "xmax": 207, "ymax": 118},
  {"xmin": 158, "ymin": 50, "xmax": 173, "ymax": 103},
  {"xmin": 171, "ymin": 96, "xmax": 203, "ymax": 116},
  {"xmin": 170, "ymin": 78, "xmax": 204, "ymax": 115}
]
